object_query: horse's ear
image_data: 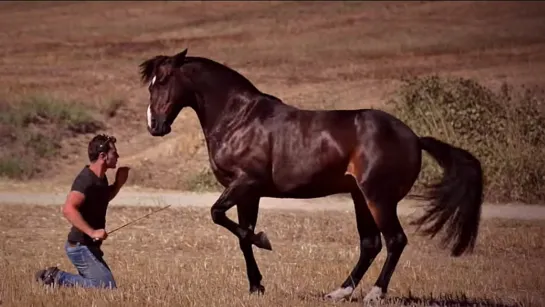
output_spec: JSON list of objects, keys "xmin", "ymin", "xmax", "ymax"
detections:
[{"xmin": 172, "ymin": 49, "xmax": 188, "ymax": 68}]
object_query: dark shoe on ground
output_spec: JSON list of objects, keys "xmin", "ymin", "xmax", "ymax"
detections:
[{"xmin": 35, "ymin": 266, "xmax": 60, "ymax": 286}]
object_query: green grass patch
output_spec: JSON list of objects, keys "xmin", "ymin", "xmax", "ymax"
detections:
[
  {"xmin": 0, "ymin": 95, "xmax": 104, "ymax": 179},
  {"xmin": 389, "ymin": 75, "xmax": 545, "ymax": 204},
  {"xmin": 185, "ymin": 167, "xmax": 224, "ymax": 192}
]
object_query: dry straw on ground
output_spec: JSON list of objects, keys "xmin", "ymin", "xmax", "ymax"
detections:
[{"xmin": 1, "ymin": 204, "xmax": 543, "ymax": 306}]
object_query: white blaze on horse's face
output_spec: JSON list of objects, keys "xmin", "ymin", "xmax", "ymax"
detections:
[
  {"xmin": 147, "ymin": 75, "xmax": 157, "ymax": 129},
  {"xmin": 147, "ymin": 104, "xmax": 153, "ymax": 129}
]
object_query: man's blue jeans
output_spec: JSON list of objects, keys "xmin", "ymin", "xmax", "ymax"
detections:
[{"xmin": 56, "ymin": 241, "xmax": 116, "ymax": 289}]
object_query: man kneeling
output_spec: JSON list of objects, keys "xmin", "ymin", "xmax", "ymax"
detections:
[{"xmin": 35, "ymin": 134, "xmax": 129, "ymax": 288}]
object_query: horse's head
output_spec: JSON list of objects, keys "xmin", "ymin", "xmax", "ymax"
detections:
[{"xmin": 139, "ymin": 49, "xmax": 191, "ymax": 137}]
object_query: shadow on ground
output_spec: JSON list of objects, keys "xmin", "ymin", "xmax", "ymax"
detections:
[
  {"xmin": 308, "ymin": 291, "xmax": 525, "ymax": 307},
  {"xmin": 383, "ymin": 291, "xmax": 525, "ymax": 307}
]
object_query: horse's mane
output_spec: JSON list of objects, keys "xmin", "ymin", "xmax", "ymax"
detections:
[
  {"xmin": 138, "ymin": 55, "xmax": 258, "ymax": 92},
  {"xmin": 138, "ymin": 55, "xmax": 169, "ymax": 84}
]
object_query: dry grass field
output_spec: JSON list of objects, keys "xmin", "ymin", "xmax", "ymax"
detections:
[
  {"xmin": 0, "ymin": 1, "xmax": 544, "ymax": 192},
  {"xmin": 1, "ymin": 204, "xmax": 544, "ymax": 307}
]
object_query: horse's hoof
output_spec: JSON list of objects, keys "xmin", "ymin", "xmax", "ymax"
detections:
[
  {"xmin": 249, "ymin": 284, "xmax": 265, "ymax": 295},
  {"xmin": 324, "ymin": 286, "xmax": 354, "ymax": 301},
  {"xmin": 253, "ymin": 232, "xmax": 272, "ymax": 251},
  {"xmin": 363, "ymin": 286, "xmax": 386, "ymax": 305}
]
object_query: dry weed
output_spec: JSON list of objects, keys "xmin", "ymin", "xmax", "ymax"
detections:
[{"xmin": 389, "ymin": 75, "xmax": 545, "ymax": 204}]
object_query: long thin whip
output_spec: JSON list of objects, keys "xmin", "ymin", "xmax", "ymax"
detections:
[{"xmin": 108, "ymin": 205, "xmax": 172, "ymax": 235}]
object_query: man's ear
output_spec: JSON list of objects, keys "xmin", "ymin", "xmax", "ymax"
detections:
[{"xmin": 172, "ymin": 48, "xmax": 188, "ymax": 68}]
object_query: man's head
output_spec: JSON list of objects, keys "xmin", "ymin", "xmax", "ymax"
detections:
[{"xmin": 88, "ymin": 134, "xmax": 119, "ymax": 169}]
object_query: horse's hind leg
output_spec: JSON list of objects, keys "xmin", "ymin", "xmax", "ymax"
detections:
[
  {"xmin": 325, "ymin": 187, "xmax": 382, "ymax": 301},
  {"xmin": 237, "ymin": 197, "xmax": 265, "ymax": 295},
  {"xmin": 326, "ymin": 158, "xmax": 412, "ymax": 303},
  {"xmin": 361, "ymin": 187, "xmax": 408, "ymax": 304}
]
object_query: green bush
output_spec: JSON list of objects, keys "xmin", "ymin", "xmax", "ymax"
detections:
[
  {"xmin": 0, "ymin": 95, "xmax": 102, "ymax": 134},
  {"xmin": 389, "ymin": 75, "xmax": 545, "ymax": 204},
  {"xmin": 0, "ymin": 157, "xmax": 31, "ymax": 179},
  {"xmin": 0, "ymin": 95, "xmax": 104, "ymax": 179}
]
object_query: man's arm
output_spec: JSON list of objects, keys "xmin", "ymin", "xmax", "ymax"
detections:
[
  {"xmin": 108, "ymin": 181, "xmax": 122, "ymax": 201},
  {"xmin": 108, "ymin": 166, "xmax": 130, "ymax": 201},
  {"xmin": 62, "ymin": 191, "xmax": 95, "ymax": 237}
]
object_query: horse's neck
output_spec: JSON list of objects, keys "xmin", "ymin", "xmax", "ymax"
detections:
[
  {"xmin": 185, "ymin": 62, "xmax": 247, "ymax": 120},
  {"xmin": 184, "ymin": 59, "xmax": 281, "ymax": 146},
  {"xmin": 191, "ymin": 89, "xmax": 257, "ymax": 135},
  {"xmin": 190, "ymin": 95, "xmax": 222, "ymax": 135}
]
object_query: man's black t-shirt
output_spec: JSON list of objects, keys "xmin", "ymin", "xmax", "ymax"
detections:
[{"xmin": 67, "ymin": 165, "xmax": 111, "ymax": 246}]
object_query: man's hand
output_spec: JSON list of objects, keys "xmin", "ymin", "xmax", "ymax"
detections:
[
  {"xmin": 115, "ymin": 166, "xmax": 130, "ymax": 186},
  {"xmin": 90, "ymin": 229, "xmax": 108, "ymax": 241}
]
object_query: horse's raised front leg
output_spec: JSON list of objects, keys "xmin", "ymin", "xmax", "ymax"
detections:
[
  {"xmin": 237, "ymin": 197, "xmax": 265, "ymax": 294},
  {"xmin": 210, "ymin": 182, "xmax": 272, "ymax": 251}
]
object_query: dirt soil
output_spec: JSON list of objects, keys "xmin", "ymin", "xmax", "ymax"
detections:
[
  {"xmin": 1, "ymin": 189, "xmax": 545, "ymax": 222},
  {"xmin": 1, "ymin": 1, "xmax": 545, "ymax": 192}
]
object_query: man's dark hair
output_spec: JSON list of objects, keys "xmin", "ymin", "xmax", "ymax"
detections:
[{"xmin": 88, "ymin": 134, "xmax": 117, "ymax": 162}]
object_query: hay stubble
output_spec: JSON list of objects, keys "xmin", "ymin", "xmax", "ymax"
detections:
[{"xmin": 0, "ymin": 204, "xmax": 543, "ymax": 306}]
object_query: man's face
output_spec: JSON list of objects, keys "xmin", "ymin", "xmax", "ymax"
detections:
[{"xmin": 101, "ymin": 143, "xmax": 119, "ymax": 169}]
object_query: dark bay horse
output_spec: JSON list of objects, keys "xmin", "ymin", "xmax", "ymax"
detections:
[{"xmin": 139, "ymin": 49, "xmax": 483, "ymax": 303}]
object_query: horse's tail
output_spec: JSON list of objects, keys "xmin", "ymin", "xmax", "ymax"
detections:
[{"xmin": 410, "ymin": 136, "xmax": 484, "ymax": 257}]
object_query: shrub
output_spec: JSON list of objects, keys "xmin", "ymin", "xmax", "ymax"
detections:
[
  {"xmin": 0, "ymin": 95, "xmax": 104, "ymax": 179},
  {"xmin": 0, "ymin": 95, "xmax": 102, "ymax": 134},
  {"xmin": 388, "ymin": 75, "xmax": 545, "ymax": 204},
  {"xmin": 0, "ymin": 157, "xmax": 31, "ymax": 179}
]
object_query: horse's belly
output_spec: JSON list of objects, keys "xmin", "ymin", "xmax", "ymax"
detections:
[
  {"xmin": 270, "ymin": 157, "xmax": 352, "ymax": 197},
  {"xmin": 267, "ymin": 173, "xmax": 355, "ymax": 198}
]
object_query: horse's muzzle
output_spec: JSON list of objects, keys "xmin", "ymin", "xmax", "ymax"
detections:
[{"xmin": 148, "ymin": 117, "xmax": 171, "ymax": 137}]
